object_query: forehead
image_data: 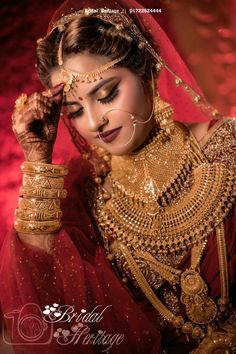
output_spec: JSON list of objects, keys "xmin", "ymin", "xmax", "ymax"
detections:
[{"xmin": 50, "ymin": 53, "xmax": 131, "ymax": 99}]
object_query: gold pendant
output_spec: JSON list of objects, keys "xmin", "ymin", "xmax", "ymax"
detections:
[{"xmin": 180, "ymin": 269, "xmax": 217, "ymax": 324}]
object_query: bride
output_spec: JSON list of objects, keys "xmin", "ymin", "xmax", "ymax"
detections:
[{"xmin": 1, "ymin": 0, "xmax": 236, "ymax": 353}]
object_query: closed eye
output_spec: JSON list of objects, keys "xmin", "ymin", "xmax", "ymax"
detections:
[
  {"xmin": 98, "ymin": 83, "xmax": 119, "ymax": 104},
  {"xmin": 68, "ymin": 107, "xmax": 83, "ymax": 120},
  {"xmin": 68, "ymin": 83, "xmax": 120, "ymax": 120}
]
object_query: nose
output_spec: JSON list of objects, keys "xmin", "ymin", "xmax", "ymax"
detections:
[{"xmin": 87, "ymin": 108, "xmax": 106, "ymax": 132}]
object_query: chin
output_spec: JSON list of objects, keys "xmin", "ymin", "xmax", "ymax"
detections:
[{"xmin": 106, "ymin": 142, "xmax": 138, "ymax": 156}]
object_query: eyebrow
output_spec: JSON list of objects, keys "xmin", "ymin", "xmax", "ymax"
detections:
[{"xmin": 62, "ymin": 76, "xmax": 118, "ymax": 106}]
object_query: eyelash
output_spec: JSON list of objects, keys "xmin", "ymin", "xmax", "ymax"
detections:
[{"xmin": 68, "ymin": 84, "xmax": 119, "ymax": 120}]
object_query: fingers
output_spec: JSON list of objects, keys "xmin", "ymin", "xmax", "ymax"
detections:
[
  {"xmin": 12, "ymin": 94, "xmax": 50, "ymax": 134},
  {"xmin": 27, "ymin": 93, "xmax": 52, "ymax": 113},
  {"xmin": 42, "ymin": 83, "xmax": 64, "ymax": 104},
  {"xmin": 12, "ymin": 84, "xmax": 64, "ymax": 133}
]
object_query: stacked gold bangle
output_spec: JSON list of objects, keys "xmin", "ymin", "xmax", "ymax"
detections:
[{"xmin": 14, "ymin": 161, "xmax": 68, "ymax": 234}]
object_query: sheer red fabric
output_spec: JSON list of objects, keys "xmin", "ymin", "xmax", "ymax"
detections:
[
  {"xmin": 0, "ymin": 159, "xmax": 162, "ymax": 353},
  {"xmin": 0, "ymin": 156, "xmax": 236, "ymax": 353},
  {"xmin": 48, "ymin": 0, "xmax": 218, "ymax": 124}
]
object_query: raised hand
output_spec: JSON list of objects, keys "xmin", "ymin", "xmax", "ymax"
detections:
[{"xmin": 12, "ymin": 83, "xmax": 64, "ymax": 163}]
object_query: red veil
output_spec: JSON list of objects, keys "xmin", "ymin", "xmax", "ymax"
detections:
[
  {"xmin": 0, "ymin": 1, "xmax": 235, "ymax": 354},
  {"xmin": 48, "ymin": 0, "xmax": 221, "ymax": 125}
]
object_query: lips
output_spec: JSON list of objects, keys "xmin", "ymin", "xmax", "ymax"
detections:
[{"xmin": 97, "ymin": 127, "xmax": 122, "ymax": 143}]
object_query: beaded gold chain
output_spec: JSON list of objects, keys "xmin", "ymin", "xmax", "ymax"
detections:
[{"xmin": 90, "ymin": 120, "xmax": 236, "ymax": 343}]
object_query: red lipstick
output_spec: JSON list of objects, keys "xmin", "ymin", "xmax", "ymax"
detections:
[{"xmin": 97, "ymin": 127, "xmax": 122, "ymax": 143}]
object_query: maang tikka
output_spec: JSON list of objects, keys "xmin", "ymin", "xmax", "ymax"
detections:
[{"xmin": 57, "ymin": 26, "xmax": 128, "ymax": 93}]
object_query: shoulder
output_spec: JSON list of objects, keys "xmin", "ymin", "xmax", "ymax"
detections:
[{"xmin": 198, "ymin": 118, "xmax": 236, "ymax": 171}]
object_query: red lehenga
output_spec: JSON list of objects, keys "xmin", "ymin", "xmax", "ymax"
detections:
[{"xmin": 0, "ymin": 0, "xmax": 236, "ymax": 353}]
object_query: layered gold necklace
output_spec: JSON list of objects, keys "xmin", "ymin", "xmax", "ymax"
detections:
[{"xmin": 91, "ymin": 108, "xmax": 236, "ymax": 342}]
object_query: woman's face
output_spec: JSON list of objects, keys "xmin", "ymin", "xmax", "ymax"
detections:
[{"xmin": 50, "ymin": 53, "xmax": 155, "ymax": 155}]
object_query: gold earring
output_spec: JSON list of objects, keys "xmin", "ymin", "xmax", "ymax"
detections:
[{"xmin": 154, "ymin": 95, "xmax": 175, "ymax": 135}]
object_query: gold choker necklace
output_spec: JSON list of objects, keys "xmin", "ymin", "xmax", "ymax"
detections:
[
  {"xmin": 90, "ymin": 121, "xmax": 236, "ymax": 343},
  {"xmin": 93, "ymin": 123, "xmax": 235, "ymax": 255}
]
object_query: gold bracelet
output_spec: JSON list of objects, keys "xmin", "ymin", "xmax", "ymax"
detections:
[
  {"xmin": 22, "ymin": 174, "xmax": 65, "ymax": 189},
  {"xmin": 18, "ymin": 197, "xmax": 61, "ymax": 211},
  {"xmin": 21, "ymin": 161, "xmax": 68, "ymax": 177},
  {"xmin": 15, "ymin": 208, "xmax": 62, "ymax": 221},
  {"xmin": 20, "ymin": 187, "xmax": 67, "ymax": 199},
  {"xmin": 14, "ymin": 219, "xmax": 62, "ymax": 234}
]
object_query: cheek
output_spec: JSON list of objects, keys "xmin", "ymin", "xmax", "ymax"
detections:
[
  {"xmin": 71, "ymin": 119, "xmax": 90, "ymax": 140},
  {"xmin": 117, "ymin": 80, "xmax": 146, "ymax": 114}
]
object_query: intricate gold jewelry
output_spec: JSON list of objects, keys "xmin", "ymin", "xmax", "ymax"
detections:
[
  {"xmin": 191, "ymin": 324, "xmax": 236, "ymax": 353},
  {"xmin": 45, "ymin": 8, "xmax": 220, "ymax": 119},
  {"xmin": 21, "ymin": 161, "xmax": 68, "ymax": 177},
  {"xmin": 15, "ymin": 208, "xmax": 62, "ymax": 221},
  {"xmin": 118, "ymin": 242, "xmax": 184, "ymax": 328},
  {"xmin": 15, "ymin": 162, "xmax": 68, "ymax": 235},
  {"xmin": 14, "ymin": 93, "xmax": 28, "ymax": 113},
  {"xmin": 201, "ymin": 118, "xmax": 236, "ymax": 172},
  {"xmin": 180, "ymin": 266, "xmax": 217, "ymax": 325},
  {"xmin": 90, "ymin": 116, "xmax": 236, "ymax": 342},
  {"xmin": 14, "ymin": 219, "xmax": 62, "ymax": 234},
  {"xmin": 57, "ymin": 32, "xmax": 127, "ymax": 92},
  {"xmin": 18, "ymin": 197, "xmax": 61, "ymax": 211},
  {"xmin": 154, "ymin": 94, "xmax": 175, "ymax": 135},
  {"xmin": 23, "ymin": 174, "xmax": 65, "ymax": 189},
  {"xmin": 48, "ymin": 8, "xmax": 164, "ymax": 69},
  {"xmin": 216, "ymin": 222, "xmax": 230, "ymax": 312},
  {"xmin": 19, "ymin": 186, "xmax": 67, "ymax": 199}
]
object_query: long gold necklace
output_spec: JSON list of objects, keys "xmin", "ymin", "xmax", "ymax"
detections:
[{"xmin": 91, "ymin": 114, "xmax": 236, "ymax": 343}]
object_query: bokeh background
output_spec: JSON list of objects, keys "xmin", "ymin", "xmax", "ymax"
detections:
[{"xmin": 1, "ymin": 0, "xmax": 236, "ymax": 240}]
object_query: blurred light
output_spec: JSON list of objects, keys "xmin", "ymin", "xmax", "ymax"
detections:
[
  {"xmin": 217, "ymin": 41, "xmax": 234, "ymax": 53},
  {"xmin": 197, "ymin": 26, "xmax": 214, "ymax": 38},
  {"xmin": 189, "ymin": 8, "xmax": 217, "ymax": 23},
  {"xmin": 218, "ymin": 27, "xmax": 234, "ymax": 38},
  {"xmin": 230, "ymin": 106, "xmax": 236, "ymax": 116},
  {"xmin": 187, "ymin": 52, "xmax": 203, "ymax": 65}
]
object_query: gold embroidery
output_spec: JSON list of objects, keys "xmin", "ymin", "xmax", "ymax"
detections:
[
  {"xmin": 90, "ymin": 119, "xmax": 236, "ymax": 343},
  {"xmin": 201, "ymin": 118, "xmax": 236, "ymax": 171}
]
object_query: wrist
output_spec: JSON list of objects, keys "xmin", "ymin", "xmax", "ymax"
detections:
[
  {"xmin": 25, "ymin": 154, "xmax": 52, "ymax": 164},
  {"xmin": 14, "ymin": 161, "xmax": 68, "ymax": 235}
]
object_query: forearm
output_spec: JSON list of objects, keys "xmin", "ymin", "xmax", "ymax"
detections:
[{"xmin": 14, "ymin": 161, "xmax": 68, "ymax": 253}]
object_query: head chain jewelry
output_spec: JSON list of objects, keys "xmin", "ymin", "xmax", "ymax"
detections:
[
  {"xmin": 41, "ymin": 7, "xmax": 220, "ymax": 119},
  {"xmin": 57, "ymin": 30, "xmax": 128, "ymax": 92}
]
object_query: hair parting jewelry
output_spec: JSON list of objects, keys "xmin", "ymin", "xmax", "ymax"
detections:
[
  {"xmin": 57, "ymin": 31, "xmax": 128, "ymax": 92},
  {"xmin": 46, "ymin": 7, "xmax": 221, "ymax": 119}
]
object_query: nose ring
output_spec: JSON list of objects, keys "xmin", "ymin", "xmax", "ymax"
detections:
[
  {"xmin": 131, "ymin": 115, "xmax": 137, "ymax": 126},
  {"xmin": 101, "ymin": 115, "xmax": 109, "ymax": 124}
]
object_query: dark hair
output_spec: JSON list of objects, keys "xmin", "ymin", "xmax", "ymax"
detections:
[{"xmin": 36, "ymin": 15, "xmax": 157, "ymax": 88}]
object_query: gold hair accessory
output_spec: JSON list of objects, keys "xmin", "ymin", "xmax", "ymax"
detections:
[
  {"xmin": 57, "ymin": 33, "xmax": 127, "ymax": 92},
  {"xmin": 14, "ymin": 93, "xmax": 28, "ymax": 113},
  {"xmin": 46, "ymin": 7, "xmax": 220, "ymax": 119}
]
